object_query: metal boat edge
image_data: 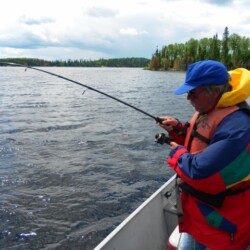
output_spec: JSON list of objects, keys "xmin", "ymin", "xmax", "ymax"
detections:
[{"xmin": 94, "ymin": 175, "xmax": 178, "ymax": 250}]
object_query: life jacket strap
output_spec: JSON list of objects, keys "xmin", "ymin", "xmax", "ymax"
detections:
[
  {"xmin": 191, "ymin": 130, "xmax": 211, "ymax": 144},
  {"xmin": 179, "ymin": 181, "xmax": 250, "ymax": 208}
]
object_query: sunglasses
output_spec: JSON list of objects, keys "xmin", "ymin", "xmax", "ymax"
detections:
[{"xmin": 187, "ymin": 88, "xmax": 205, "ymax": 97}]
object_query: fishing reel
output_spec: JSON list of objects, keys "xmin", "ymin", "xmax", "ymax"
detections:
[{"xmin": 155, "ymin": 133, "xmax": 170, "ymax": 145}]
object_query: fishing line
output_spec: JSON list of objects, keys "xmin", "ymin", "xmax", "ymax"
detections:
[{"xmin": 1, "ymin": 62, "xmax": 162, "ymax": 123}]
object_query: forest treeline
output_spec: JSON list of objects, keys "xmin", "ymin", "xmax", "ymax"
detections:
[
  {"xmin": 0, "ymin": 57, "xmax": 150, "ymax": 68},
  {"xmin": 149, "ymin": 27, "xmax": 250, "ymax": 71}
]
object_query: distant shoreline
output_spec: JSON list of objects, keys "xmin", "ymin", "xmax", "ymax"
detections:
[{"xmin": 0, "ymin": 57, "xmax": 150, "ymax": 68}]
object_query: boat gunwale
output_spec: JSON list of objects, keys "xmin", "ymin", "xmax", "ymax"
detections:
[{"xmin": 94, "ymin": 175, "xmax": 176, "ymax": 250}]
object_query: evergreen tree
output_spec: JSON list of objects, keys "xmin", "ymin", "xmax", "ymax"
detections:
[
  {"xmin": 211, "ymin": 34, "xmax": 220, "ymax": 61},
  {"xmin": 221, "ymin": 27, "xmax": 230, "ymax": 67},
  {"xmin": 148, "ymin": 27, "xmax": 250, "ymax": 71},
  {"xmin": 229, "ymin": 33, "xmax": 241, "ymax": 68}
]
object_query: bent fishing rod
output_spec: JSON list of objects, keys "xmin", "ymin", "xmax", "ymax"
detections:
[{"xmin": 1, "ymin": 62, "xmax": 163, "ymax": 124}]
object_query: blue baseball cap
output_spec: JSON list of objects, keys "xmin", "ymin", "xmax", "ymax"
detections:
[{"xmin": 174, "ymin": 60, "xmax": 229, "ymax": 95}]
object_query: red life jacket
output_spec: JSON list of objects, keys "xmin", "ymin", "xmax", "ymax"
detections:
[
  {"xmin": 184, "ymin": 106, "xmax": 238, "ymax": 153},
  {"xmin": 176, "ymin": 107, "xmax": 250, "ymax": 250}
]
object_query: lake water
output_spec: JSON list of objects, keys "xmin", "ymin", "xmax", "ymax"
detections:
[{"xmin": 0, "ymin": 67, "xmax": 193, "ymax": 249}]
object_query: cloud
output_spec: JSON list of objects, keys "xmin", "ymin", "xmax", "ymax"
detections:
[
  {"xmin": 202, "ymin": 0, "xmax": 234, "ymax": 5},
  {"xmin": 86, "ymin": 7, "xmax": 118, "ymax": 18},
  {"xmin": 19, "ymin": 16, "xmax": 55, "ymax": 25},
  {"xmin": 120, "ymin": 28, "xmax": 148, "ymax": 36},
  {"xmin": 1, "ymin": 33, "xmax": 112, "ymax": 54},
  {"xmin": 0, "ymin": 30, "xmax": 60, "ymax": 49},
  {"xmin": 0, "ymin": 0, "xmax": 250, "ymax": 60}
]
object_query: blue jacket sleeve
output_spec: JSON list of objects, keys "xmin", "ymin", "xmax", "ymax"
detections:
[{"xmin": 175, "ymin": 110, "xmax": 250, "ymax": 179}]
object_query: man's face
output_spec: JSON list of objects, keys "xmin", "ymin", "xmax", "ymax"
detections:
[{"xmin": 187, "ymin": 86, "xmax": 220, "ymax": 113}]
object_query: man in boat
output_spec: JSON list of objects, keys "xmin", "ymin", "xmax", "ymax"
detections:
[{"xmin": 160, "ymin": 60, "xmax": 250, "ymax": 249}]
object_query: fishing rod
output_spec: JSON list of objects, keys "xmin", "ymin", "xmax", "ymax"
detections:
[{"xmin": 1, "ymin": 62, "xmax": 163, "ymax": 124}]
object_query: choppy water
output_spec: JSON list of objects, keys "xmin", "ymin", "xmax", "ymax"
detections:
[{"xmin": 0, "ymin": 67, "xmax": 192, "ymax": 249}]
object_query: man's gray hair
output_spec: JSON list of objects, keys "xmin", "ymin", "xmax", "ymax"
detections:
[{"xmin": 204, "ymin": 76, "xmax": 232, "ymax": 95}]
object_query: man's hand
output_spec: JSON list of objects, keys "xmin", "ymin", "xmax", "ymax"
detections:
[
  {"xmin": 169, "ymin": 141, "xmax": 179, "ymax": 150},
  {"xmin": 159, "ymin": 117, "xmax": 178, "ymax": 132}
]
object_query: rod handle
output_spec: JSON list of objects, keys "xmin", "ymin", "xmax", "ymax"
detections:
[{"xmin": 155, "ymin": 117, "xmax": 163, "ymax": 124}]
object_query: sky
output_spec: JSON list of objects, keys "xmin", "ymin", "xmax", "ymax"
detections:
[{"xmin": 0, "ymin": 0, "xmax": 249, "ymax": 61}]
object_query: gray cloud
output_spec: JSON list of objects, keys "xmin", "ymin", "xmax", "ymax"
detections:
[
  {"xmin": 19, "ymin": 16, "xmax": 55, "ymax": 25},
  {"xmin": 85, "ymin": 7, "xmax": 118, "ymax": 18},
  {"xmin": 201, "ymin": 0, "xmax": 233, "ymax": 5},
  {"xmin": 161, "ymin": 0, "xmax": 234, "ymax": 6},
  {"xmin": 0, "ymin": 29, "xmax": 116, "ymax": 55},
  {"xmin": 0, "ymin": 32, "xmax": 58, "ymax": 49},
  {"xmin": 1, "ymin": 0, "xmax": 249, "ymax": 60}
]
